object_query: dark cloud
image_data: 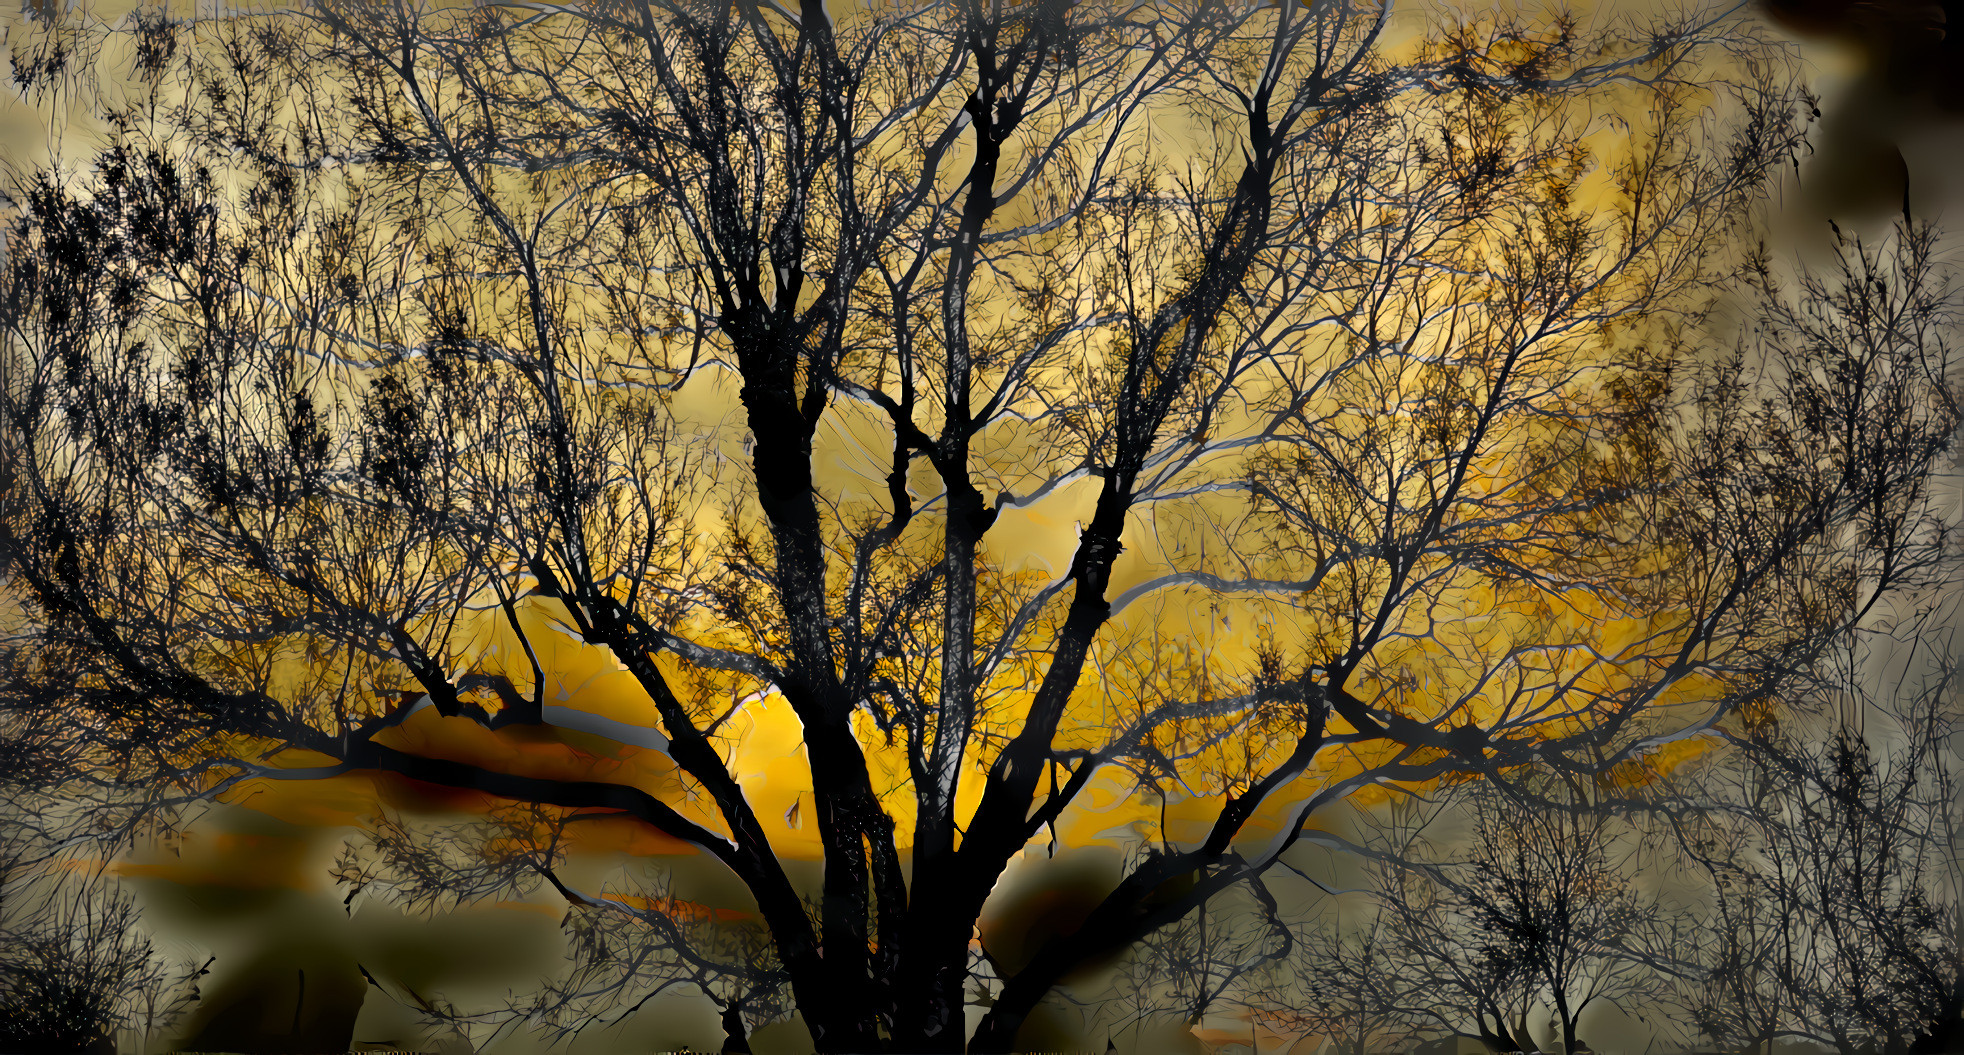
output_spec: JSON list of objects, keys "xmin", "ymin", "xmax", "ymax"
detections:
[
  {"xmin": 1763, "ymin": 0, "xmax": 1956, "ymax": 104},
  {"xmin": 1759, "ymin": 0, "xmax": 1964, "ymax": 227}
]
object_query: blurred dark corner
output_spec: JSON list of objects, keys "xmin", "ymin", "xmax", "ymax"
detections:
[{"xmin": 1761, "ymin": 0, "xmax": 1964, "ymax": 227}]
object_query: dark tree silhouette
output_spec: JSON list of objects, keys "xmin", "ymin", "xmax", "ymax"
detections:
[
  {"xmin": 1248, "ymin": 906, "xmax": 1430, "ymax": 1055},
  {"xmin": 1655, "ymin": 226, "xmax": 1964, "ymax": 1055},
  {"xmin": 1678, "ymin": 646, "xmax": 1964, "ymax": 1055},
  {"xmin": 0, "ymin": 877, "xmax": 207, "ymax": 1055},
  {"xmin": 333, "ymin": 803, "xmax": 789, "ymax": 1051},
  {"xmin": 2, "ymin": 0, "xmax": 1955, "ymax": 1048},
  {"xmin": 1345, "ymin": 773, "xmax": 1675, "ymax": 1055}
]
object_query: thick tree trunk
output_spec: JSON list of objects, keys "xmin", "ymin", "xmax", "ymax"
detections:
[
  {"xmin": 720, "ymin": 1001, "xmax": 751, "ymax": 1055},
  {"xmin": 889, "ymin": 921, "xmax": 974, "ymax": 1052},
  {"xmin": 1555, "ymin": 992, "xmax": 1579, "ymax": 1054},
  {"xmin": 737, "ymin": 353, "xmax": 891, "ymax": 1053}
]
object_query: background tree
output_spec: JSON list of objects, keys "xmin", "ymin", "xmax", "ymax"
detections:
[
  {"xmin": 1247, "ymin": 907, "xmax": 1430, "ymax": 1055},
  {"xmin": 0, "ymin": 873, "xmax": 208, "ymax": 1055},
  {"xmin": 1353, "ymin": 773, "xmax": 1676, "ymax": 1054},
  {"xmin": 3, "ymin": 0, "xmax": 1955, "ymax": 1050},
  {"xmin": 331, "ymin": 802, "xmax": 790, "ymax": 1052},
  {"xmin": 1679, "ymin": 646, "xmax": 1963, "ymax": 1055},
  {"xmin": 1466, "ymin": 776, "xmax": 1675, "ymax": 1054},
  {"xmin": 0, "ymin": 616, "xmax": 209, "ymax": 1054},
  {"xmin": 1654, "ymin": 225, "xmax": 1964, "ymax": 1055},
  {"xmin": 1082, "ymin": 845, "xmax": 1295, "ymax": 1049}
]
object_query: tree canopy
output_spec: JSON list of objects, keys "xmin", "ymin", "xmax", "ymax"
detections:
[{"xmin": 0, "ymin": 0, "xmax": 1958, "ymax": 1050}]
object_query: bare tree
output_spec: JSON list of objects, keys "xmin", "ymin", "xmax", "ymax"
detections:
[
  {"xmin": 333, "ymin": 803, "xmax": 789, "ymax": 1051},
  {"xmin": 0, "ymin": 873, "xmax": 208, "ymax": 1055},
  {"xmin": 1682, "ymin": 650, "xmax": 1964, "ymax": 1055},
  {"xmin": 0, "ymin": 567, "xmax": 207, "ymax": 1054},
  {"xmin": 1643, "ymin": 223, "xmax": 1964, "ymax": 1055},
  {"xmin": 1355, "ymin": 773, "xmax": 1678, "ymax": 1054},
  {"xmin": 4, "ymin": 0, "xmax": 1954, "ymax": 1048},
  {"xmin": 1246, "ymin": 906, "xmax": 1431, "ymax": 1055},
  {"xmin": 0, "ymin": 684, "xmax": 209, "ymax": 1055},
  {"xmin": 1665, "ymin": 805, "xmax": 1790, "ymax": 1055},
  {"xmin": 1081, "ymin": 852, "xmax": 1295, "ymax": 1050}
]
